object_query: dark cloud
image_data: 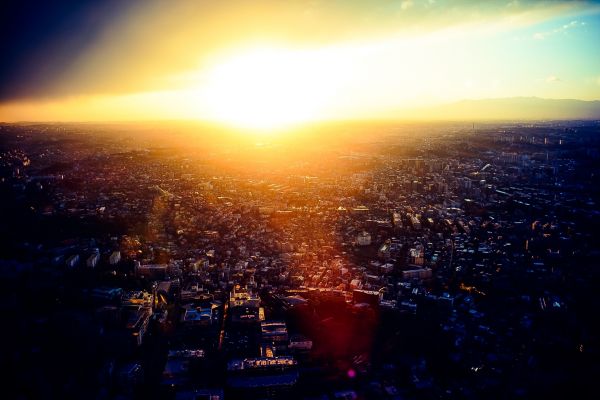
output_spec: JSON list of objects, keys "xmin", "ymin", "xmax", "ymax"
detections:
[{"xmin": 0, "ymin": 0, "xmax": 134, "ymax": 101}]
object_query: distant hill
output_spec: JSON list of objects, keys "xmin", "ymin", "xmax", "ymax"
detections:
[{"xmin": 414, "ymin": 97, "xmax": 600, "ymax": 120}]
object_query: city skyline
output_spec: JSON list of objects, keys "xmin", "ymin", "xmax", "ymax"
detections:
[
  {"xmin": 2, "ymin": 2, "xmax": 600, "ymax": 397},
  {"xmin": 3, "ymin": 119, "xmax": 599, "ymax": 399}
]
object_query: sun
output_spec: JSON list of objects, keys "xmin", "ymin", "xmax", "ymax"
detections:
[{"xmin": 199, "ymin": 47, "xmax": 338, "ymax": 132}]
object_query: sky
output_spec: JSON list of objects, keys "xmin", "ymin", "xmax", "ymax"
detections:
[{"xmin": 1, "ymin": 0, "xmax": 599, "ymax": 128}]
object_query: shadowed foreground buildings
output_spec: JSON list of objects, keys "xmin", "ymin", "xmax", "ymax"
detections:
[{"xmin": 1, "ymin": 121, "xmax": 599, "ymax": 399}]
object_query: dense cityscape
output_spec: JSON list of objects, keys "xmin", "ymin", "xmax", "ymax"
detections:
[{"xmin": 1, "ymin": 121, "xmax": 599, "ymax": 399}]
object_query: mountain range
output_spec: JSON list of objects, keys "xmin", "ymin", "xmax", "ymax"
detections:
[{"xmin": 413, "ymin": 97, "xmax": 600, "ymax": 121}]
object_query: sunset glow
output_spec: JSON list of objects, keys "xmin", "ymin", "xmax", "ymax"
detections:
[
  {"xmin": 198, "ymin": 47, "xmax": 344, "ymax": 130},
  {"xmin": 1, "ymin": 1, "xmax": 599, "ymax": 127}
]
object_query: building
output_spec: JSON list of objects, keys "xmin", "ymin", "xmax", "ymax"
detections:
[
  {"xmin": 65, "ymin": 254, "xmax": 79, "ymax": 268},
  {"xmin": 135, "ymin": 263, "xmax": 168, "ymax": 280},
  {"xmin": 409, "ymin": 247, "xmax": 424, "ymax": 266},
  {"xmin": 122, "ymin": 304, "xmax": 153, "ymax": 347},
  {"xmin": 230, "ymin": 285, "xmax": 260, "ymax": 308},
  {"xmin": 229, "ymin": 285, "xmax": 263, "ymax": 324},
  {"xmin": 409, "ymin": 214, "xmax": 422, "ymax": 230},
  {"xmin": 402, "ymin": 267, "xmax": 433, "ymax": 281},
  {"xmin": 353, "ymin": 289, "xmax": 383, "ymax": 307},
  {"xmin": 87, "ymin": 252, "xmax": 100, "ymax": 268},
  {"xmin": 357, "ymin": 231, "xmax": 372, "ymax": 246},
  {"xmin": 174, "ymin": 389, "xmax": 224, "ymax": 400},
  {"xmin": 181, "ymin": 304, "xmax": 217, "ymax": 327},
  {"xmin": 392, "ymin": 212, "xmax": 403, "ymax": 229},
  {"xmin": 109, "ymin": 251, "xmax": 121, "ymax": 265},
  {"xmin": 351, "ymin": 205, "xmax": 370, "ymax": 215},
  {"xmin": 115, "ymin": 362, "xmax": 143, "ymax": 393},
  {"xmin": 378, "ymin": 241, "xmax": 391, "ymax": 260},
  {"xmin": 155, "ymin": 280, "xmax": 180, "ymax": 306},
  {"xmin": 162, "ymin": 349, "xmax": 206, "ymax": 387},
  {"xmin": 288, "ymin": 334, "xmax": 312, "ymax": 351},
  {"xmin": 122, "ymin": 290, "xmax": 153, "ymax": 307},
  {"xmin": 261, "ymin": 321, "xmax": 289, "ymax": 353},
  {"xmin": 91, "ymin": 287, "xmax": 123, "ymax": 303},
  {"xmin": 227, "ymin": 356, "xmax": 299, "ymax": 395}
]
